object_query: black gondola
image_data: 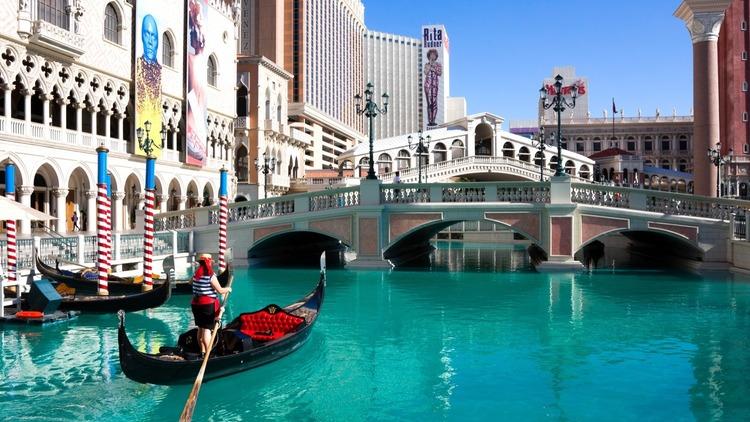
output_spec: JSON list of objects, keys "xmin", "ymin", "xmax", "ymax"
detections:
[
  {"xmin": 36, "ymin": 256, "xmax": 143, "ymax": 295},
  {"xmin": 36, "ymin": 256, "xmax": 227, "ymax": 295},
  {"xmin": 118, "ymin": 263, "xmax": 325, "ymax": 385},
  {"xmin": 57, "ymin": 271, "xmax": 173, "ymax": 313}
]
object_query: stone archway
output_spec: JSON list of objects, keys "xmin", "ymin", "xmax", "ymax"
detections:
[{"xmin": 474, "ymin": 123, "xmax": 493, "ymax": 156}]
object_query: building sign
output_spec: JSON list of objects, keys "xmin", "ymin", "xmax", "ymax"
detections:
[
  {"xmin": 543, "ymin": 82, "xmax": 587, "ymax": 96},
  {"xmin": 186, "ymin": 0, "xmax": 209, "ymax": 167},
  {"xmin": 422, "ymin": 24, "xmax": 450, "ymax": 130},
  {"xmin": 134, "ymin": 2, "xmax": 165, "ymax": 158}
]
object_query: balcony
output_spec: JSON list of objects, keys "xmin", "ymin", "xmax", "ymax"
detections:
[{"xmin": 29, "ymin": 19, "xmax": 85, "ymax": 58}]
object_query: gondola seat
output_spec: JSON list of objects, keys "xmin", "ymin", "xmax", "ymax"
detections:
[{"xmin": 234, "ymin": 305, "xmax": 306, "ymax": 342}]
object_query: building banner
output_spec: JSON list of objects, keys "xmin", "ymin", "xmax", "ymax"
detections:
[
  {"xmin": 422, "ymin": 25, "xmax": 449, "ymax": 130},
  {"xmin": 134, "ymin": 2, "xmax": 165, "ymax": 158},
  {"xmin": 186, "ymin": 0, "xmax": 208, "ymax": 167}
]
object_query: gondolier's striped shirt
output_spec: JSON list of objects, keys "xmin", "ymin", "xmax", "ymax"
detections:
[{"xmin": 192, "ymin": 275, "xmax": 217, "ymax": 298}]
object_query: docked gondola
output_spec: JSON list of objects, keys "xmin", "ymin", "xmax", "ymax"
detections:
[
  {"xmin": 57, "ymin": 270, "xmax": 173, "ymax": 313},
  {"xmin": 118, "ymin": 263, "xmax": 325, "ymax": 385},
  {"xmin": 36, "ymin": 256, "xmax": 142, "ymax": 295},
  {"xmin": 36, "ymin": 256, "xmax": 228, "ymax": 295}
]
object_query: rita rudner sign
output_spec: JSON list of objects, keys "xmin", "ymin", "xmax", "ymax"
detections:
[{"xmin": 544, "ymin": 82, "xmax": 587, "ymax": 96}]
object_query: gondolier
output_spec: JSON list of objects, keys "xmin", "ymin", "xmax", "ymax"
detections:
[{"xmin": 191, "ymin": 253, "xmax": 231, "ymax": 356}]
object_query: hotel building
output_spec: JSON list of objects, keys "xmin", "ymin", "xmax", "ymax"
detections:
[
  {"xmin": 0, "ymin": 0, "xmax": 238, "ymax": 235},
  {"xmin": 718, "ymin": 0, "xmax": 750, "ymax": 198},
  {"xmin": 363, "ymin": 30, "xmax": 422, "ymax": 140},
  {"xmin": 284, "ymin": 0, "xmax": 366, "ymax": 170}
]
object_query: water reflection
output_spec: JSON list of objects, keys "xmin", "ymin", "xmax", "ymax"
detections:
[{"xmin": 1, "ymin": 262, "xmax": 750, "ymax": 420}]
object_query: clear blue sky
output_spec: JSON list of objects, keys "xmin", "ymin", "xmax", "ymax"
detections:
[{"xmin": 363, "ymin": 0, "xmax": 693, "ymax": 124}]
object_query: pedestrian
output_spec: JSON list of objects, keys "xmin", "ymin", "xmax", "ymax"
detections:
[
  {"xmin": 71, "ymin": 211, "xmax": 79, "ymax": 232},
  {"xmin": 80, "ymin": 210, "xmax": 87, "ymax": 232},
  {"xmin": 393, "ymin": 171, "xmax": 402, "ymax": 199}
]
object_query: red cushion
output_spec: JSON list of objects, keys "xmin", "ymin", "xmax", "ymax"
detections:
[{"xmin": 237, "ymin": 307, "xmax": 305, "ymax": 341}]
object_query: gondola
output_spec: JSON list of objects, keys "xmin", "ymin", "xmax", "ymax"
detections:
[
  {"xmin": 118, "ymin": 260, "xmax": 326, "ymax": 385},
  {"xmin": 36, "ymin": 256, "xmax": 228, "ymax": 295},
  {"xmin": 57, "ymin": 270, "xmax": 173, "ymax": 313},
  {"xmin": 36, "ymin": 256, "xmax": 143, "ymax": 295}
]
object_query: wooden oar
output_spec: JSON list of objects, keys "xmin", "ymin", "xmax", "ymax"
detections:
[{"xmin": 179, "ymin": 271, "xmax": 235, "ymax": 422}]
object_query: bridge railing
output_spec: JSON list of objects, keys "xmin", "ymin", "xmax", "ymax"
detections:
[
  {"xmin": 309, "ymin": 187, "xmax": 360, "ymax": 211},
  {"xmin": 733, "ymin": 211, "xmax": 747, "ymax": 240},
  {"xmin": 572, "ymin": 182, "xmax": 750, "ymax": 219},
  {"xmin": 380, "ymin": 181, "xmax": 550, "ymax": 204}
]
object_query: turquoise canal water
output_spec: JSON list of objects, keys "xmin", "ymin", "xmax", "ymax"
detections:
[{"xmin": 2, "ymin": 246, "xmax": 750, "ymax": 421}]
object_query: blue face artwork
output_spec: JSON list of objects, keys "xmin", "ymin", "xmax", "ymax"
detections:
[{"xmin": 141, "ymin": 14, "xmax": 159, "ymax": 63}]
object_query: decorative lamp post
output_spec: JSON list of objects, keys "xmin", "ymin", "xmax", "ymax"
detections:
[
  {"xmin": 531, "ymin": 127, "xmax": 548, "ymax": 182},
  {"xmin": 539, "ymin": 75, "xmax": 578, "ymax": 177},
  {"xmin": 136, "ymin": 120, "xmax": 166, "ymax": 291},
  {"xmin": 255, "ymin": 153, "xmax": 276, "ymax": 199},
  {"xmin": 218, "ymin": 166, "xmax": 228, "ymax": 272},
  {"xmin": 355, "ymin": 82, "xmax": 389, "ymax": 180},
  {"xmin": 407, "ymin": 132, "xmax": 431, "ymax": 184},
  {"xmin": 707, "ymin": 142, "xmax": 733, "ymax": 197}
]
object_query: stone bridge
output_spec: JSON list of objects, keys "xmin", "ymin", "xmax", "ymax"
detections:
[{"xmin": 155, "ymin": 177, "xmax": 749, "ymax": 270}]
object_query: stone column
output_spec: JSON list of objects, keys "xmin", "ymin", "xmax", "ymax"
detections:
[
  {"xmin": 159, "ymin": 195, "xmax": 169, "ymax": 213},
  {"xmin": 675, "ymin": 1, "xmax": 732, "ymax": 197},
  {"xmin": 52, "ymin": 188, "xmax": 69, "ymax": 233},
  {"xmin": 59, "ymin": 99, "xmax": 68, "ymax": 128},
  {"xmin": 112, "ymin": 191, "xmax": 125, "ymax": 233},
  {"xmin": 75, "ymin": 103, "xmax": 83, "ymax": 133},
  {"xmin": 104, "ymin": 110, "xmax": 112, "ymax": 139},
  {"xmin": 42, "ymin": 94, "xmax": 51, "ymax": 126},
  {"xmin": 23, "ymin": 89, "xmax": 31, "ymax": 124},
  {"xmin": 90, "ymin": 106, "xmax": 98, "ymax": 137},
  {"xmin": 178, "ymin": 195, "xmax": 187, "ymax": 211},
  {"xmin": 85, "ymin": 190, "xmax": 97, "ymax": 233},
  {"xmin": 18, "ymin": 186, "xmax": 34, "ymax": 235},
  {"xmin": 117, "ymin": 115, "xmax": 124, "ymax": 141}
]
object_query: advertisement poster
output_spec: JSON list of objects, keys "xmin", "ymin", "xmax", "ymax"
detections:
[
  {"xmin": 186, "ymin": 0, "xmax": 208, "ymax": 167},
  {"xmin": 422, "ymin": 24, "xmax": 449, "ymax": 130},
  {"xmin": 134, "ymin": 2, "xmax": 165, "ymax": 158}
]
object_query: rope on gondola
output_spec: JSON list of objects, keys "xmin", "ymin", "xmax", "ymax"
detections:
[{"xmin": 178, "ymin": 271, "xmax": 235, "ymax": 421}]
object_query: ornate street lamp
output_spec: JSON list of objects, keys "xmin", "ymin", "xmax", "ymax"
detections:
[
  {"xmin": 135, "ymin": 120, "xmax": 166, "ymax": 291},
  {"xmin": 255, "ymin": 153, "xmax": 276, "ymax": 199},
  {"xmin": 531, "ymin": 127, "xmax": 548, "ymax": 182},
  {"xmin": 707, "ymin": 142, "xmax": 733, "ymax": 197},
  {"xmin": 355, "ymin": 82, "xmax": 389, "ymax": 180},
  {"xmin": 407, "ymin": 131, "xmax": 431, "ymax": 184},
  {"xmin": 539, "ymin": 75, "xmax": 578, "ymax": 177}
]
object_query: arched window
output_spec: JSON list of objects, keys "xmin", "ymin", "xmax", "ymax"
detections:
[
  {"xmin": 104, "ymin": 3, "xmax": 121, "ymax": 44},
  {"xmin": 661, "ymin": 159, "xmax": 671, "ymax": 170},
  {"xmin": 397, "ymin": 150, "xmax": 410, "ymax": 170},
  {"xmin": 432, "ymin": 143, "xmax": 447, "ymax": 163},
  {"xmin": 162, "ymin": 32, "xmax": 175, "ymax": 67},
  {"xmin": 236, "ymin": 84, "xmax": 248, "ymax": 117},
  {"xmin": 502, "ymin": 142, "xmax": 515, "ymax": 158},
  {"xmin": 377, "ymin": 153, "xmax": 392, "ymax": 175},
  {"xmin": 207, "ymin": 55, "xmax": 218, "ymax": 87},
  {"xmin": 679, "ymin": 159, "xmax": 688, "ymax": 172},
  {"xmin": 518, "ymin": 147, "xmax": 531, "ymax": 163},
  {"xmin": 264, "ymin": 88, "xmax": 271, "ymax": 121},
  {"xmin": 579, "ymin": 165, "xmax": 591, "ymax": 180},
  {"xmin": 451, "ymin": 139, "xmax": 465, "ymax": 159},
  {"xmin": 39, "ymin": 0, "xmax": 68, "ymax": 30},
  {"xmin": 277, "ymin": 94, "xmax": 283, "ymax": 122}
]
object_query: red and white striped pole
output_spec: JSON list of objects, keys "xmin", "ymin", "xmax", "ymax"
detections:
[
  {"xmin": 142, "ymin": 157, "xmax": 156, "ymax": 291},
  {"xmin": 96, "ymin": 146, "xmax": 110, "ymax": 295},
  {"xmin": 5, "ymin": 162, "xmax": 17, "ymax": 289},
  {"xmin": 218, "ymin": 167, "xmax": 228, "ymax": 272}
]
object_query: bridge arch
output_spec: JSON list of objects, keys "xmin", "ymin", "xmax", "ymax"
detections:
[
  {"xmin": 384, "ymin": 215, "xmax": 545, "ymax": 266},
  {"xmin": 248, "ymin": 228, "xmax": 351, "ymax": 266}
]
